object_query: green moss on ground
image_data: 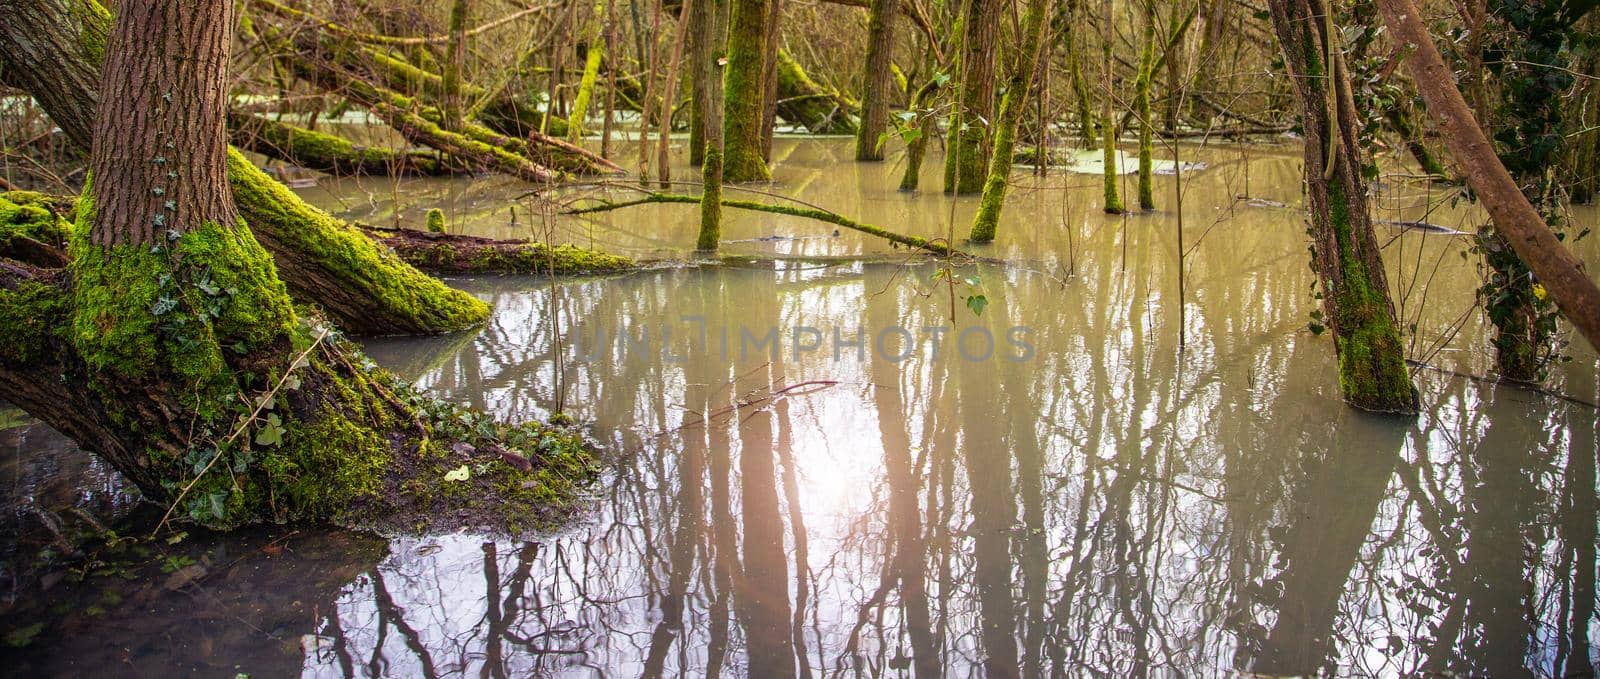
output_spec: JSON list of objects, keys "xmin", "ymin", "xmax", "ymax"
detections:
[{"xmin": 0, "ymin": 194, "xmax": 70, "ymax": 249}]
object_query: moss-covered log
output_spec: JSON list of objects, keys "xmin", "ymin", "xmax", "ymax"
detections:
[
  {"xmin": 251, "ymin": 19, "xmax": 621, "ymax": 179},
  {"xmin": 775, "ymin": 49, "xmax": 859, "ymax": 136},
  {"xmin": 226, "ymin": 150, "xmax": 493, "ymax": 335},
  {"xmin": 369, "ymin": 228, "xmax": 634, "ymax": 275},
  {"xmin": 1268, "ymin": 0, "xmax": 1416, "ymax": 413},
  {"xmin": 0, "ymin": 0, "xmax": 491, "ymax": 336},
  {"xmin": 276, "ymin": 43, "xmax": 618, "ymax": 182},
  {"xmin": 0, "ymin": 191, "xmax": 71, "ymax": 267},
  {"xmin": 228, "ymin": 111, "xmax": 457, "ymax": 176}
]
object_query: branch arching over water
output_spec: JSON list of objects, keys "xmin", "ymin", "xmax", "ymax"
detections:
[{"xmin": 560, "ymin": 186, "xmax": 963, "ymax": 257}]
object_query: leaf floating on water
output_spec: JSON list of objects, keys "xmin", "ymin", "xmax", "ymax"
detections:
[{"xmin": 443, "ymin": 465, "xmax": 471, "ymax": 482}]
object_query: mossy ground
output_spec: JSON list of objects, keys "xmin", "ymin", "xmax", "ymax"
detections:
[{"xmin": 0, "ymin": 192, "xmax": 72, "ymax": 248}]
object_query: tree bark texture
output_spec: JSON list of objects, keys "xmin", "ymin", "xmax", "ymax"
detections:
[
  {"xmin": 1268, "ymin": 0, "xmax": 1417, "ymax": 413},
  {"xmin": 854, "ymin": 0, "xmax": 899, "ymax": 160}
]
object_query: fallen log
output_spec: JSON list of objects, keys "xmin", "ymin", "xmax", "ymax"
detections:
[
  {"xmin": 366, "ymin": 228, "xmax": 635, "ymax": 275},
  {"xmin": 228, "ymin": 111, "xmax": 459, "ymax": 176},
  {"xmin": 775, "ymin": 49, "xmax": 859, "ymax": 135}
]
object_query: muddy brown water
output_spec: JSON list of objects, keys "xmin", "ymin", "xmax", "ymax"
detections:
[{"xmin": 4, "ymin": 138, "xmax": 1600, "ymax": 676}]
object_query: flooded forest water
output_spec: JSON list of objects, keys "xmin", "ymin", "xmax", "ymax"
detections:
[{"xmin": 5, "ymin": 137, "xmax": 1600, "ymax": 676}]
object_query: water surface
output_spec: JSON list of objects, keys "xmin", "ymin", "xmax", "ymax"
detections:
[{"xmin": 5, "ymin": 138, "xmax": 1600, "ymax": 677}]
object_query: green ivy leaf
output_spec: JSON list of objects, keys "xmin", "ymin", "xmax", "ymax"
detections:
[
  {"xmin": 966, "ymin": 294, "xmax": 988, "ymax": 316},
  {"xmin": 254, "ymin": 413, "xmax": 285, "ymax": 447}
]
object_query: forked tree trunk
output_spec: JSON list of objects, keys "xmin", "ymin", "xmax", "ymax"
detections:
[
  {"xmin": 1267, "ymin": 0, "xmax": 1417, "ymax": 413},
  {"xmin": 968, "ymin": 0, "xmax": 1051, "ymax": 242},
  {"xmin": 1, "ymin": 0, "xmax": 591, "ymax": 531}
]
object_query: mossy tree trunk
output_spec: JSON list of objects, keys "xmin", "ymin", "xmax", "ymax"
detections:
[
  {"xmin": 1267, "ymin": 0, "xmax": 1416, "ymax": 414},
  {"xmin": 943, "ymin": 0, "xmax": 1001, "ymax": 194},
  {"xmin": 853, "ymin": 0, "xmax": 899, "ymax": 161},
  {"xmin": 1099, "ymin": 0, "xmax": 1123, "ymax": 213},
  {"xmin": 969, "ymin": 0, "xmax": 1052, "ymax": 242},
  {"xmin": 722, "ymin": 0, "xmax": 772, "ymax": 181},
  {"xmin": 1134, "ymin": 0, "xmax": 1158, "ymax": 210},
  {"xmin": 758, "ymin": 0, "xmax": 783, "ymax": 159},
  {"xmin": 567, "ymin": 5, "xmax": 607, "ymax": 143},
  {"xmin": 697, "ymin": 0, "xmax": 728, "ymax": 250},
  {"xmin": 0, "ymin": 0, "xmax": 489, "ymax": 336},
  {"xmin": 442, "ymin": 0, "xmax": 469, "ymax": 131},
  {"xmin": 0, "ymin": 0, "xmax": 590, "ymax": 532}
]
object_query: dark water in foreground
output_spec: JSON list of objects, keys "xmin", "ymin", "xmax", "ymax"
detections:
[{"xmin": 4, "ymin": 138, "xmax": 1600, "ymax": 677}]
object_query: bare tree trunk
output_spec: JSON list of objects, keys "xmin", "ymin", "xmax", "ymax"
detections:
[
  {"xmin": 759, "ymin": 0, "xmax": 783, "ymax": 159},
  {"xmin": 1267, "ymin": 0, "xmax": 1416, "ymax": 413},
  {"xmin": 854, "ymin": 0, "xmax": 900, "ymax": 161},
  {"xmin": 1375, "ymin": 0, "xmax": 1600, "ymax": 357},
  {"xmin": 656, "ymin": 0, "xmax": 694, "ymax": 187}
]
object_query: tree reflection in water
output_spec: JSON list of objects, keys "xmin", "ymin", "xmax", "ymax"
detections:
[{"xmin": 328, "ymin": 155, "xmax": 1600, "ymax": 677}]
